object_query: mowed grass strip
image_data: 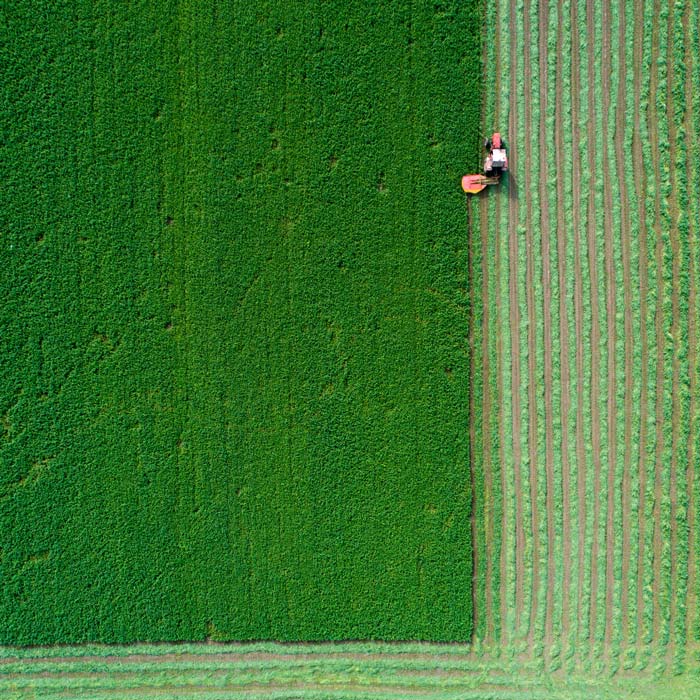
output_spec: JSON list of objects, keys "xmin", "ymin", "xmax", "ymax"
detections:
[
  {"xmin": 475, "ymin": 0, "xmax": 700, "ymax": 675},
  {"xmin": 2, "ymin": 645, "xmax": 700, "ymax": 700}
]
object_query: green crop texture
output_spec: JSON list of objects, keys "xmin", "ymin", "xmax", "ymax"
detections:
[
  {"xmin": 0, "ymin": 0, "xmax": 483, "ymax": 644},
  {"xmin": 5, "ymin": 0, "xmax": 700, "ymax": 696}
]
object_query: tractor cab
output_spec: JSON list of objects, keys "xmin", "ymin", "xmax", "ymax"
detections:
[{"xmin": 484, "ymin": 132, "xmax": 508, "ymax": 175}]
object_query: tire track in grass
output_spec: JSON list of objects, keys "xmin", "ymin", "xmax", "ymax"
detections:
[
  {"xmin": 585, "ymin": 0, "xmax": 603, "ymax": 649},
  {"xmin": 522, "ymin": 0, "xmax": 541, "ymax": 646},
  {"xmin": 554, "ymin": 0, "xmax": 572, "ymax": 647},
  {"xmin": 665, "ymin": 0, "xmax": 682, "ymax": 660},
  {"xmin": 632, "ymin": 0, "xmax": 651, "ymax": 649},
  {"xmin": 570, "ymin": 0, "xmax": 587, "ymax": 647},
  {"xmin": 601, "ymin": 0, "xmax": 616, "ymax": 652},
  {"xmin": 615, "ymin": 0, "xmax": 634, "ymax": 648},
  {"xmin": 537, "ymin": 0, "xmax": 555, "ymax": 649},
  {"xmin": 685, "ymin": 0, "xmax": 699, "ymax": 645},
  {"xmin": 508, "ymin": 0, "xmax": 525, "ymax": 639}
]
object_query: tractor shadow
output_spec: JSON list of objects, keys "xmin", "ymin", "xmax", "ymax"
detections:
[{"xmin": 503, "ymin": 172, "xmax": 518, "ymax": 201}]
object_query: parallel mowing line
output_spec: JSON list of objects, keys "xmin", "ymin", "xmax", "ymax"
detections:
[
  {"xmin": 626, "ymin": 0, "xmax": 643, "ymax": 653},
  {"xmin": 521, "ymin": 0, "xmax": 540, "ymax": 647},
  {"xmin": 632, "ymin": 0, "xmax": 652, "ymax": 650},
  {"xmin": 543, "ymin": 0, "xmax": 564, "ymax": 654},
  {"xmin": 610, "ymin": 0, "xmax": 627, "ymax": 660},
  {"xmin": 584, "ymin": 0, "xmax": 603, "ymax": 652},
  {"xmin": 571, "ymin": 0, "xmax": 587, "ymax": 649},
  {"xmin": 621, "ymin": 0, "xmax": 643, "ymax": 654},
  {"xmin": 479, "ymin": 151, "xmax": 492, "ymax": 645},
  {"xmin": 530, "ymin": 0, "xmax": 551, "ymax": 652},
  {"xmin": 672, "ymin": 0, "xmax": 692, "ymax": 664},
  {"xmin": 607, "ymin": 0, "xmax": 627, "ymax": 661},
  {"xmin": 650, "ymin": 0, "xmax": 665, "ymax": 650},
  {"xmin": 601, "ymin": 0, "xmax": 617, "ymax": 653},
  {"xmin": 577, "ymin": 0, "xmax": 590, "ymax": 649},
  {"xmin": 686, "ymin": 3, "xmax": 700, "ymax": 643},
  {"xmin": 485, "ymin": 183, "xmax": 500, "ymax": 646},
  {"xmin": 686, "ymin": 0, "xmax": 700, "ymax": 647},
  {"xmin": 641, "ymin": 0, "xmax": 659, "ymax": 656},
  {"xmin": 660, "ymin": 0, "xmax": 675, "ymax": 658},
  {"xmin": 610, "ymin": 0, "xmax": 625, "ymax": 661},
  {"xmin": 554, "ymin": 0, "xmax": 573, "ymax": 652},
  {"xmin": 680, "ymin": 0, "xmax": 693, "ymax": 663},
  {"xmin": 500, "ymin": 0, "xmax": 515, "ymax": 644},
  {"xmin": 618, "ymin": 0, "xmax": 641, "ymax": 668},
  {"xmin": 497, "ymin": 0, "xmax": 513, "ymax": 647},
  {"xmin": 481, "ymin": 0, "xmax": 500, "ymax": 643},
  {"xmin": 507, "ymin": 0, "xmax": 525, "ymax": 641},
  {"xmin": 561, "ymin": 0, "xmax": 579, "ymax": 657},
  {"xmin": 594, "ymin": 0, "xmax": 610, "ymax": 653},
  {"xmin": 627, "ymin": 0, "xmax": 644, "ymax": 653},
  {"xmin": 517, "ymin": 0, "xmax": 533, "ymax": 645},
  {"xmin": 520, "ymin": 0, "xmax": 540, "ymax": 649},
  {"xmin": 489, "ymin": 0, "xmax": 504, "ymax": 640},
  {"xmin": 665, "ymin": 0, "xmax": 685, "ymax": 663}
]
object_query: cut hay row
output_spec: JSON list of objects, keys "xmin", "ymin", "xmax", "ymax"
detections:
[
  {"xmin": 688, "ymin": 0, "xmax": 700, "ymax": 647},
  {"xmin": 474, "ymin": 0, "xmax": 700, "ymax": 671}
]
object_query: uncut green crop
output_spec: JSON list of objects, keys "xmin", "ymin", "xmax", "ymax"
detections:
[{"xmin": 0, "ymin": 0, "xmax": 483, "ymax": 644}]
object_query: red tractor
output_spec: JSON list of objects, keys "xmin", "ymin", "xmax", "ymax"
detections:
[{"xmin": 461, "ymin": 132, "xmax": 508, "ymax": 194}]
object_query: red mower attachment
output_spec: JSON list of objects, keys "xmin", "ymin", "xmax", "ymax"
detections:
[{"xmin": 461, "ymin": 174, "xmax": 500, "ymax": 194}]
